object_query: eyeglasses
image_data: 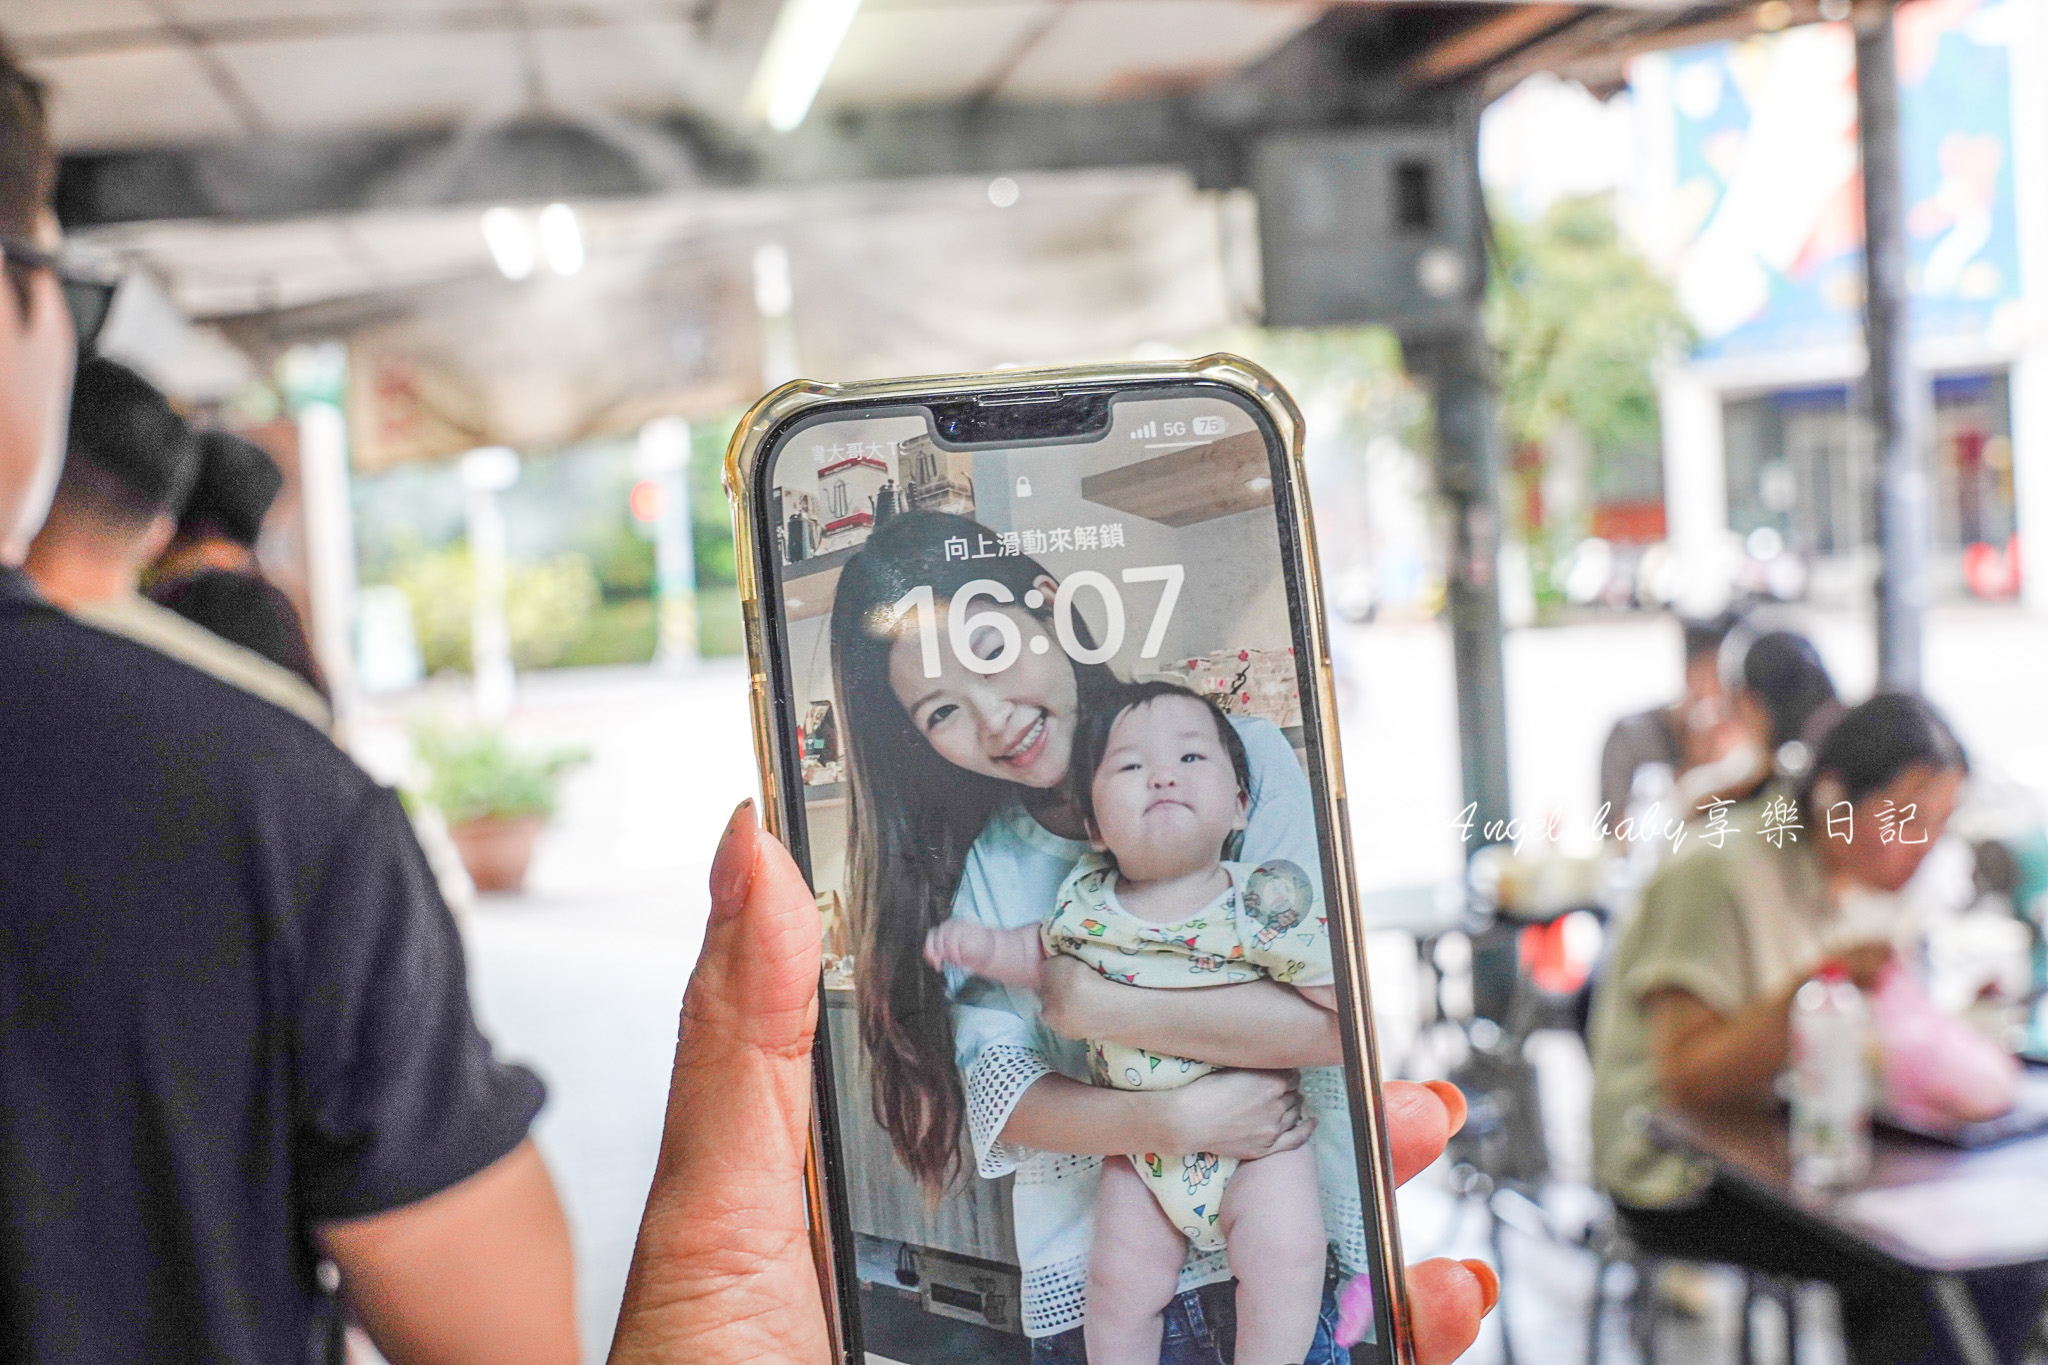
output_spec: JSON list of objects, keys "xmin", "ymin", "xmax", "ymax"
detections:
[{"xmin": 0, "ymin": 237, "xmax": 119, "ymax": 356}]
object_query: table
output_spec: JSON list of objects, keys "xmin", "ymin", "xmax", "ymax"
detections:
[{"xmin": 1651, "ymin": 1103, "xmax": 2048, "ymax": 1365}]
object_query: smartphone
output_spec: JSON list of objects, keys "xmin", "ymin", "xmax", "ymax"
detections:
[{"xmin": 727, "ymin": 356, "xmax": 1410, "ymax": 1365}]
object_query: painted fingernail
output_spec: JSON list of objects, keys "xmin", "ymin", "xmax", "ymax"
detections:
[
  {"xmin": 1461, "ymin": 1259, "xmax": 1500, "ymax": 1315},
  {"xmin": 709, "ymin": 800, "xmax": 757, "ymax": 918},
  {"xmin": 1424, "ymin": 1080, "xmax": 1469, "ymax": 1136}
]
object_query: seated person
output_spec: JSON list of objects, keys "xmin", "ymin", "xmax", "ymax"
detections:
[
  {"xmin": 1600, "ymin": 612, "xmax": 1743, "ymax": 831},
  {"xmin": 928, "ymin": 682, "xmax": 1335, "ymax": 1365},
  {"xmin": 23, "ymin": 358, "xmax": 330, "ymax": 729},
  {"xmin": 1589, "ymin": 693, "xmax": 2045, "ymax": 1365},
  {"xmin": 1677, "ymin": 627, "xmax": 1842, "ymax": 810},
  {"xmin": 148, "ymin": 428, "xmax": 328, "ymax": 700}
]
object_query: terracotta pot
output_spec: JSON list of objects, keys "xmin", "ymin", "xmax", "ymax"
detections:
[{"xmin": 447, "ymin": 814, "xmax": 547, "ymax": 894}]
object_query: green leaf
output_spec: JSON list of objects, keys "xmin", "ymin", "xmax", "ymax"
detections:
[{"xmin": 412, "ymin": 723, "xmax": 589, "ymax": 825}]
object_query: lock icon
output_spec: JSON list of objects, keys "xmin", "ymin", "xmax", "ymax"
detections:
[{"xmin": 1015, "ymin": 476, "xmax": 1033, "ymax": 498}]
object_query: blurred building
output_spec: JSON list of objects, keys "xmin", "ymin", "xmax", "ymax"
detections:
[{"xmin": 1632, "ymin": 0, "xmax": 2047, "ymax": 612}]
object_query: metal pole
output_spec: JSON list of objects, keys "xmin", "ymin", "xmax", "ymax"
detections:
[
  {"xmin": 754, "ymin": 241, "xmax": 801, "ymax": 390},
  {"xmin": 461, "ymin": 446, "xmax": 521, "ymax": 720},
  {"xmin": 638, "ymin": 417, "xmax": 699, "ymax": 668},
  {"xmin": 297, "ymin": 398, "xmax": 358, "ymax": 736},
  {"xmin": 1417, "ymin": 323, "xmax": 1518, "ymax": 1027},
  {"xmin": 1856, "ymin": 0, "xmax": 1927, "ymax": 690},
  {"xmin": 284, "ymin": 342, "xmax": 358, "ymax": 739},
  {"xmin": 1423, "ymin": 325, "xmax": 1514, "ymax": 836},
  {"xmin": 1417, "ymin": 323, "xmax": 1522, "ymax": 1029}
]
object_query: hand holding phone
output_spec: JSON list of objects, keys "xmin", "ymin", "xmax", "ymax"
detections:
[
  {"xmin": 611, "ymin": 803, "xmax": 1498, "ymax": 1365},
  {"xmin": 726, "ymin": 356, "xmax": 1420, "ymax": 1364}
]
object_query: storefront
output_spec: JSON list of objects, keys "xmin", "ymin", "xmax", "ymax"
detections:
[
  {"xmin": 1719, "ymin": 370, "xmax": 2019, "ymax": 597},
  {"xmin": 1632, "ymin": 0, "xmax": 2048, "ymax": 611}
]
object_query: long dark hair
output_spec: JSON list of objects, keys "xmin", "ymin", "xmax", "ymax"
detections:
[
  {"xmin": 1732, "ymin": 629, "xmax": 1841, "ymax": 752},
  {"xmin": 1798, "ymin": 692, "xmax": 1968, "ymax": 812},
  {"xmin": 829, "ymin": 510, "xmax": 1120, "ymax": 1189}
]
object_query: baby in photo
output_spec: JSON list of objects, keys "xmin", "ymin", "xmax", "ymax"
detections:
[{"xmin": 926, "ymin": 681, "xmax": 1337, "ymax": 1365}]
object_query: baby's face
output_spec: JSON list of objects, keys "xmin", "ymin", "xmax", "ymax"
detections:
[{"xmin": 1088, "ymin": 695, "xmax": 1247, "ymax": 883}]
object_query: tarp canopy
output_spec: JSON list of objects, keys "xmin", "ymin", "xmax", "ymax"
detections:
[{"xmin": 28, "ymin": 0, "xmax": 1827, "ymax": 454}]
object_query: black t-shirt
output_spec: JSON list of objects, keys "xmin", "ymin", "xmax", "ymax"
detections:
[
  {"xmin": 0, "ymin": 568, "xmax": 544, "ymax": 1364},
  {"xmin": 148, "ymin": 568, "xmax": 330, "ymax": 699}
]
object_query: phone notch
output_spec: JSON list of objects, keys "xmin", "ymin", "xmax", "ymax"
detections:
[{"xmin": 927, "ymin": 390, "xmax": 1113, "ymax": 449}]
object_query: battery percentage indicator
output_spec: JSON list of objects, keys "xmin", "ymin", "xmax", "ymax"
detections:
[{"xmin": 1129, "ymin": 415, "xmax": 1227, "ymax": 442}]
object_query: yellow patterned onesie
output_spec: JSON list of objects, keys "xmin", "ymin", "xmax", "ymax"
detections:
[{"xmin": 1042, "ymin": 851, "xmax": 1333, "ymax": 1250}]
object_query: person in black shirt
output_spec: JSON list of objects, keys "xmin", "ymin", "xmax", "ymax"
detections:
[
  {"xmin": 24, "ymin": 357, "xmax": 332, "ymax": 728},
  {"xmin": 0, "ymin": 40, "xmax": 575, "ymax": 1365},
  {"xmin": 148, "ymin": 427, "xmax": 331, "ymax": 699}
]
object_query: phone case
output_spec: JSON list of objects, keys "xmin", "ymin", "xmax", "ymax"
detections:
[{"xmin": 723, "ymin": 354, "xmax": 1414, "ymax": 1365}]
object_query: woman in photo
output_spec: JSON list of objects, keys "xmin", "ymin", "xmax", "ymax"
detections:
[{"xmin": 829, "ymin": 509, "xmax": 1365, "ymax": 1364}]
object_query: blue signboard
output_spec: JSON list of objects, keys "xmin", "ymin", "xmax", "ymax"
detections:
[{"xmin": 1651, "ymin": 0, "xmax": 2021, "ymax": 360}]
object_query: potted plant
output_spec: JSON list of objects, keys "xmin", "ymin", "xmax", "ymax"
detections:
[{"xmin": 414, "ymin": 725, "xmax": 587, "ymax": 895}]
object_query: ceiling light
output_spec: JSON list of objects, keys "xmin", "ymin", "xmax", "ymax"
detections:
[
  {"xmin": 988, "ymin": 177, "xmax": 1020, "ymax": 208},
  {"xmin": 747, "ymin": 0, "xmax": 864, "ymax": 133},
  {"xmin": 480, "ymin": 207, "xmax": 536, "ymax": 281},
  {"xmin": 539, "ymin": 202, "xmax": 584, "ymax": 277}
]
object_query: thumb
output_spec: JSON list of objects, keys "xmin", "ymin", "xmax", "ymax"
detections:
[
  {"xmin": 611, "ymin": 801, "xmax": 830, "ymax": 1365},
  {"xmin": 688, "ymin": 798, "xmax": 824, "ymax": 1055}
]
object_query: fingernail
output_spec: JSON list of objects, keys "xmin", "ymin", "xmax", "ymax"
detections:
[
  {"xmin": 1424, "ymin": 1079, "xmax": 1469, "ymax": 1136},
  {"xmin": 709, "ymin": 800, "xmax": 757, "ymax": 919},
  {"xmin": 1461, "ymin": 1259, "xmax": 1500, "ymax": 1315}
]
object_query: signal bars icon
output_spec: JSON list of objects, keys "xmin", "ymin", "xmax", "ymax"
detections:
[{"xmin": 1130, "ymin": 420, "xmax": 1159, "ymax": 440}]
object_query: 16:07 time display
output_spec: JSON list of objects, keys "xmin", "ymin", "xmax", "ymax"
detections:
[{"xmin": 892, "ymin": 565, "xmax": 1186, "ymax": 678}]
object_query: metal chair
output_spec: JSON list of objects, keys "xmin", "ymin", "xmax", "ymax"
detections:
[
  {"xmin": 1585, "ymin": 1226, "xmax": 1661, "ymax": 1365},
  {"xmin": 1585, "ymin": 1218, "xmax": 1803, "ymax": 1365}
]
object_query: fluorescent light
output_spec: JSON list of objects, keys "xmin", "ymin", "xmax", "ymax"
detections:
[
  {"xmin": 538, "ymin": 202, "xmax": 584, "ymax": 277},
  {"xmin": 480, "ymin": 207, "xmax": 535, "ymax": 280},
  {"xmin": 747, "ymin": 0, "xmax": 864, "ymax": 133}
]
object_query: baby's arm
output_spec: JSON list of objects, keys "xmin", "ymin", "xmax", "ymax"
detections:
[
  {"xmin": 924, "ymin": 920, "xmax": 1047, "ymax": 989},
  {"xmin": 1241, "ymin": 863, "xmax": 1339, "ymax": 1015}
]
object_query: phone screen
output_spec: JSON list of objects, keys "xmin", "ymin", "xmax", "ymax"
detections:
[{"xmin": 757, "ymin": 383, "xmax": 1393, "ymax": 1364}]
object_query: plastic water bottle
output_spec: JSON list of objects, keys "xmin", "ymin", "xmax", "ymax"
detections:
[{"xmin": 1790, "ymin": 964, "xmax": 1872, "ymax": 1190}]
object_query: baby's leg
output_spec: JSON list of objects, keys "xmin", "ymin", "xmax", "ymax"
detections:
[
  {"xmin": 1219, "ymin": 1142, "xmax": 1328, "ymax": 1365},
  {"xmin": 1084, "ymin": 1155, "xmax": 1189, "ymax": 1365}
]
